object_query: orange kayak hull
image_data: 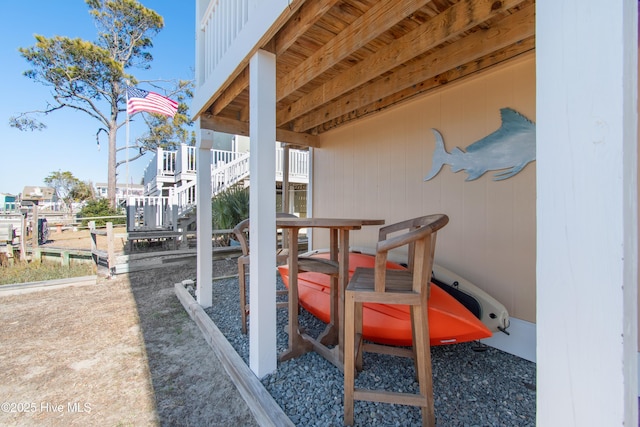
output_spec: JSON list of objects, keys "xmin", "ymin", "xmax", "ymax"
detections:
[{"xmin": 278, "ymin": 252, "xmax": 492, "ymax": 346}]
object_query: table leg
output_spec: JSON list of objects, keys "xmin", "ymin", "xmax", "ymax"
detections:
[
  {"xmin": 337, "ymin": 228, "xmax": 349, "ymax": 363},
  {"xmin": 279, "ymin": 227, "xmax": 312, "ymax": 362},
  {"xmin": 314, "ymin": 228, "xmax": 349, "ymax": 368},
  {"xmin": 318, "ymin": 228, "xmax": 339, "ymax": 346}
]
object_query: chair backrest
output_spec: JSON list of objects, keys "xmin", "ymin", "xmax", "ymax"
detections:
[
  {"xmin": 232, "ymin": 212, "xmax": 299, "ymax": 257},
  {"xmin": 232, "ymin": 218, "xmax": 251, "ymax": 257},
  {"xmin": 373, "ymin": 214, "xmax": 449, "ymax": 293}
]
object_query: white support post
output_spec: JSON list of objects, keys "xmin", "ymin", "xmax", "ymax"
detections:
[
  {"xmin": 249, "ymin": 49, "xmax": 277, "ymax": 377},
  {"xmin": 282, "ymin": 144, "xmax": 290, "ymax": 213},
  {"xmin": 288, "ymin": 185, "xmax": 295, "ymax": 214},
  {"xmin": 182, "ymin": 144, "xmax": 191, "ymax": 177},
  {"xmin": 196, "ymin": 124, "xmax": 214, "ymax": 308},
  {"xmin": 156, "ymin": 147, "xmax": 164, "ymax": 176},
  {"xmin": 127, "ymin": 202, "xmax": 135, "ymax": 231},
  {"xmin": 536, "ymin": 1, "xmax": 637, "ymax": 425}
]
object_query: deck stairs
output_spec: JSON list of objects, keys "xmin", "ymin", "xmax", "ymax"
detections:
[
  {"xmin": 126, "ymin": 150, "xmax": 251, "ymax": 236},
  {"xmin": 126, "ymin": 145, "xmax": 309, "ymax": 249}
]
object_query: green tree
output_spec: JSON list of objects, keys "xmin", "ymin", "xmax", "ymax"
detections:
[
  {"xmin": 10, "ymin": 0, "xmax": 193, "ymax": 208},
  {"xmin": 130, "ymin": 89, "xmax": 196, "ymax": 158},
  {"xmin": 70, "ymin": 180, "xmax": 96, "ymax": 203},
  {"xmin": 44, "ymin": 171, "xmax": 80, "ymax": 213}
]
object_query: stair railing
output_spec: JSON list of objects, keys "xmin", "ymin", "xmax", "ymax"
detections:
[{"xmin": 212, "ymin": 151, "xmax": 251, "ymax": 197}]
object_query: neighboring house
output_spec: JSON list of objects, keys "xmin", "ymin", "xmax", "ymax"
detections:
[
  {"xmin": 95, "ymin": 182, "xmax": 144, "ymax": 203},
  {"xmin": 21, "ymin": 186, "xmax": 58, "ymax": 211},
  {"xmin": 0, "ymin": 193, "xmax": 17, "ymax": 211},
  {"xmin": 190, "ymin": 0, "xmax": 637, "ymax": 424},
  {"xmin": 140, "ymin": 139, "xmax": 310, "ymax": 217}
]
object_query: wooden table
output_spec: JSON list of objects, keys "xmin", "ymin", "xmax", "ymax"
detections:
[{"xmin": 276, "ymin": 217, "xmax": 384, "ymax": 371}]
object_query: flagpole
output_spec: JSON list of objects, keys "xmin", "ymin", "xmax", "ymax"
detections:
[{"xmin": 125, "ymin": 86, "xmax": 130, "ymax": 200}]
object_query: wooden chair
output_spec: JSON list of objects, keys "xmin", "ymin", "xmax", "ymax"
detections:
[
  {"xmin": 343, "ymin": 214, "xmax": 449, "ymax": 427},
  {"xmin": 233, "ymin": 213, "xmax": 339, "ymax": 334},
  {"xmin": 233, "ymin": 213, "xmax": 295, "ymax": 334}
]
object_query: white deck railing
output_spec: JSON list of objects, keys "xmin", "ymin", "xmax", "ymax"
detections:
[
  {"xmin": 199, "ymin": 0, "xmax": 250, "ymax": 86},
  {"xmin": 144, "ymin": 146, "xmax": 308, "ymax": 191},
  {"xmin": 169, "ymin": 150, "xmax": 252, "ymax": 221},
  {"xmin": 176, "ymin": 146, "xmax": 197, "ymax": 175},
  {"xmin": 126, "ymin": 196, "xmax": 176, "ymax": 231},
  {"xmin": 276, "ymin": 148, "xmax": 309, "ymax": 183},
  {"xmin": 213, "ymin": 149, "xmax": 246, "ymax": 167},
  {"xmin": 142, "ymin": 147, "xmax": 177, "ymax": 189},
  {"xmin": 194, "ymin": 0, "xmax": 292, "ymax": 114}
]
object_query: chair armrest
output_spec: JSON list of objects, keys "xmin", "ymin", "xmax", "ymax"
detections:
[
  {"xmin": 377, "ymin": 214, "xmax": 448, "ymax": 252},
  {"xmin": 376, "ymin": 226, "xmax": 431, "ymax": 253},
  {"xmin": 378, "ymin": 216, "xmax": 429, "ymax": 240}
]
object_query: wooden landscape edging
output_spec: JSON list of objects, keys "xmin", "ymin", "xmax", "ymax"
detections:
[
  {"xmin": 174, "ymin": 281, "xmax": 294, "ymax": 427},
  {"xmin": 26, "ymin": 247, "xmax": 93, "ymax": 266},
  {"xmin": 0, "ymin": 275, "xmax": 97, "ymax": 296}
]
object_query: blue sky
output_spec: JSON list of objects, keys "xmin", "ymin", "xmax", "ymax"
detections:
[{"xmin": 0, "ymin": 1, "xmax": 195, "ymax": 196}]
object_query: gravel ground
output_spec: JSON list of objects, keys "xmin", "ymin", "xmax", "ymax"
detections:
[{"xmin": 203, "ymin": 275, "xmax": 536, "ymax": 427}]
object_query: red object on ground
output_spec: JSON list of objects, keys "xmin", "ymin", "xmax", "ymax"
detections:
[{"xmin": 278, "ymin": 252, "xmax": 492, "ymax": 346}]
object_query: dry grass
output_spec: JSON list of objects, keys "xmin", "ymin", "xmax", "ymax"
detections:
[
  {"xmin": 0, "ymin": 260, "xmax": 96, "ymax": 285},
  {"xmin": 0, "ymin": 228, "xmax": 106, "ymax": 286}
]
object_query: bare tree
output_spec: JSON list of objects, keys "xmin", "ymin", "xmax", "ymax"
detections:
[{"xmin": 10, "ymin": 0, "xmax": 192, "ymax": 207}]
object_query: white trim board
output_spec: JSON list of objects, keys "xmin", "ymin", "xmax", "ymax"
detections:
[
  {"xmin": 481, "ymin": 317, "xmax": 536, "ymax": 363},
  {"xmin": 482, "ymin": 322, "xmax": 640, "ymax": 398},
  {"xmin": 637, "ymin": 354, "xmax": 640, "ymax": 397}
]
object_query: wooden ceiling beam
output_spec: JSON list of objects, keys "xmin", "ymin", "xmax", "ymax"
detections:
[
  {"xmin": 209, "ymin": 0, "xmax": 336, "ymax": 121},
  {"xmin": 276, "ymin": 0, "xmax": 527, "ymax": 127},
  {"xmin": 211, "ymin": 67, "xmax": 249, "ymax": 116},
  {"xmin": 293, "ymin": 4, "xmax": 535, "ymax": 132},
  {"xmin": 276, "ymin": 127, "xmax": 319, "ymax": 148},
  {"xmin": 238, "ymin": 103, "xmax": 250, "ymax": 122},
  {"xmin": 277, "ymin": 0, "xmax": 433, "ymax": 101},
  {"xmin": 193, "ymin": 0, "xmax": 305, "ymax": 118},
  {"xmin": 310, "ymin": 36, "xmax": 536, "ymax": 134},
  {"xmin": 200, "ymin": 115, "xmax": 320, "ymax": 148},
  {"xmin": 274, "ymin": 0, "xmax": 341, "ymax": 55},
  {"xmin": 201, "ymin": 115, "xmax": 250, "ymax": 136}
]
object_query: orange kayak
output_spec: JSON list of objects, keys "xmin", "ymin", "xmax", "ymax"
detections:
[{"xmin": 278, "ymin": 252, "xmax": 492, "ymax": 346}]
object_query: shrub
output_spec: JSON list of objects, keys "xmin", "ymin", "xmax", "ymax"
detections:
[
  {"xmin": 77, "ymin": 198, "xmax": 125, "ymax": 227},
  {"xmin": 212, "ymin": 186, "xmax": 249, "ymax": 245}
]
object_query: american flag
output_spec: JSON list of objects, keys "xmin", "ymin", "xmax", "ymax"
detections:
[{"xmin": 126, "ymin": 87, "xmax": 178, "ymax": 117}]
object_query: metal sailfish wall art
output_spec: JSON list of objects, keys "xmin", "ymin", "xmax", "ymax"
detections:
[{"xmin": 424, "ymin": 108, "xmax": 536, "ymax": 181}]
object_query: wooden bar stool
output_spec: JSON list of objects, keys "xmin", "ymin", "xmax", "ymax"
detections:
[
  {"xmin": 232, "ymin": 213, "xmax": 296, "ymax": 334},
  {"xmin": 233, "ymin": 213, "xmax": 339, "ymax": 334},
  {"xmin": 343, "ymin": 214, "xmax": 449, "ymax": 427}
]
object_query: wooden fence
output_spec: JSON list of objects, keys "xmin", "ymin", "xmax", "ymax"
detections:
[{"xmin": 89, "ymin": 222, "xmax": 242, "ymax": 276}]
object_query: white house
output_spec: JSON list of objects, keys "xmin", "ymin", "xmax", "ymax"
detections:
[
  {"xmin": 190, "ymin": 0, "xmax": 638, "ymax": 424},
  {"xmin": 140, "ymin": 140, "xmax": 310, "ymax": 215},
  {"xmin": 95, "ymin": 182, "xmax": 144, "ymax": 201}
]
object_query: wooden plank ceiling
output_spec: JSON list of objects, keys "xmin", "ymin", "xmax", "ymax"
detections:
[{"xmin": 199, "ymin": 0, "xmax": 535, "ymax": 148}]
